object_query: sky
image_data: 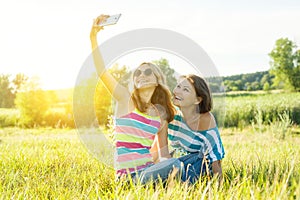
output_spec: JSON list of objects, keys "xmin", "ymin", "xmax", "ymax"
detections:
[{"xmin": 1, "ymin": 0, "xmax": 300, "ymax": 89}]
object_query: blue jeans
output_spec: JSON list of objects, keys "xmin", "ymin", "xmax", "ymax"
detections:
[
  {"xmin": 178, "ymin": 152, "xmax": 208, "ymax": 184},
  {"xmin": 135, "ymin": 158, "xmax": 184, "ymax": 184}
]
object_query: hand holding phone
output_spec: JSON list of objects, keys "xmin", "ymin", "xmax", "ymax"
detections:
[
  {"xmin": 90, "ymin": 14, "xmax": 121, "ymax": 38},
  {"xmin": 97, "ymin": 14, "xmax": 121, "ymax": 26}
]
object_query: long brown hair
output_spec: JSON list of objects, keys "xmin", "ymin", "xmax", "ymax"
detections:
[{"xmin": 131, "ymin": 62, "xmax": 175, "ymax": 122}]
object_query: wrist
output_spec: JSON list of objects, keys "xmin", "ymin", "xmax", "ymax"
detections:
[{"xmin": 90, "ymin": 33, "xmax": 97, "ymax": 40}]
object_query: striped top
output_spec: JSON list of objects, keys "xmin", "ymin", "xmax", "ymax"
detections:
[
  {"xmin": 114, "ymin": 108, "xmax": 161, "ymax": 176},
  {"xmin": 168, "ymin": 110, "xmax": 225, "ymax": 166}
]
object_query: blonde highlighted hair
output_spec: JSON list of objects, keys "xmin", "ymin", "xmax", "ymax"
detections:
[{"xmin": 131, "ymin": 62, "xmax": 175, "ymax": 122}]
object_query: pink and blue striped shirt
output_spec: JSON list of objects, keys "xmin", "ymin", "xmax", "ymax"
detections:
[{"xmin": 114, "ymin": 108, "xmax": 161, "ymax": 176}]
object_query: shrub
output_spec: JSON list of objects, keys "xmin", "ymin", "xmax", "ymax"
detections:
[{"xmin": 0, "ymin": 109, "xmax": 20, "ymax": 127}]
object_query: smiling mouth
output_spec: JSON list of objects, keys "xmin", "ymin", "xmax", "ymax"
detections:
[
  {"xmin": 138, "ymin": 79, "xmax": 147, "ymax": 82},
  {"xmin": 174, "ymin": 95, "xmax": 183, "ymax": 101},
  {"xmin": 136, "ymin": 80, "xmax": 157, "ymax": 88},
  {"xmin": 137, "ymin": 78, "xmax": 150, "ymax": 83}
]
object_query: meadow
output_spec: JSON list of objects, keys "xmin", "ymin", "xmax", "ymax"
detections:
[
  {"xmin": 0, "ymin": 91, "xmax": 300, "ymax": 199},
  {"xmin": 0, "ymin": 125, "xmax": 299, "ymax": 199}
]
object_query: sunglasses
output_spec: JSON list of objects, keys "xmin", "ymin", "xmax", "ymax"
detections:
[{"xmin": 133, "ymin": 68, "xmax": 153, "ymax": 77}]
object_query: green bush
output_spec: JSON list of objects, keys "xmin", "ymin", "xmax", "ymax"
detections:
[
  {"xmin": 15, "ymin": 90, "xmax": 50, "ymax": 127},
  {"xmin": 0, "ymin": 109, "xmax": 20, "ymax": 127}
]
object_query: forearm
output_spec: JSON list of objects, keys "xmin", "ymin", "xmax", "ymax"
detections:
[
  {"xmin": 212, "ymin": 160, "xmax": 223, "ymax": 184},
  {"xmin": 151, "ymin": 125, "xmax": 171, "ymax": 164},
  {"xmin": 157, "ymin": 121, "xmax": 171, "ymax": 159},
  {"xmin": 89, "ymin": 25, "xmax": 128, "ymax": 102},
  {"xmin": 150, "ymin": 145, "xmax": 159, "ymax": 163},
  {"xmin": 90, "ymin": 35, "xmax": 106, "ymax": 77},
  {"xmin": 150, "ymin": 147, "xmax": 171, "ymax": 164}
]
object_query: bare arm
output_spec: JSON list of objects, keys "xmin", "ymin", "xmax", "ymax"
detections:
[
  {"xmin": 150, "ymin": 105, "xmax": 171, "ymax": 162},
  {"xmin": 211, "ymin": 160, "xmax": 223, "ymax": 184},
  {"xmin": 90, "ymin": 15, "xmax": 130, "ymax": 104},
  {"xmin": 150, "ymin": 120, "xmax": 171, "ymax": 163},
  {"xmin": 150, "ymin": 137, "xmax": 159, "ymax": 163},
  {"xmin": 198, "ymin": 113, "xmax": 223, "ymax": 183}
]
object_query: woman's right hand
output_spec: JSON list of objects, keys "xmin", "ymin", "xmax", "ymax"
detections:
[{"xmin": 90, "ymin": 14, "xmax": 110, "ymax": 39}]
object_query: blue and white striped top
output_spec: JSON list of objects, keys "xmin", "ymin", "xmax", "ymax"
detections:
[{"xmin": 168, "ymin": 110, "xmax": 225, "ymax": 165}]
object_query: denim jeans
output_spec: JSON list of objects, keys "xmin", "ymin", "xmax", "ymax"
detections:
[
  {"xmin": 126, "ymin": 153, "xmax": 207, "ymax": 184},
  {"xmin": 178, "ymin": 152, "xmax": 208, "ymax": 184},
  {"xmin": 135, "ymin": 158, "xmax": 184, "ymax": 184}
]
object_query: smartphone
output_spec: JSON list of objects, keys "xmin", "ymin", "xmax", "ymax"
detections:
[{"xmin": 98, "ymin": 14, "xmax": 121, "ymax": 26}]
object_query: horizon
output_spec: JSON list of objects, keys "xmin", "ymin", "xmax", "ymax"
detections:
[{"xmin": 43, "ymin": 68, "xmax": 270, "ymax": 91}]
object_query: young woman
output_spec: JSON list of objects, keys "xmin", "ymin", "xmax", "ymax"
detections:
[
  {"xmin": 168, "ymin": 74, "xmax": 225, "ymax": 184},
  {"xmin": 90, "ymin": 15, "xmax": 176, "ymax": 179},
  {"xmin": 139, "ymin": 74, "xmax": 225, "ymax": 184}
]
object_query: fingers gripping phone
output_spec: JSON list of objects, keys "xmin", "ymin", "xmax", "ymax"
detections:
[{"xmin": 98, "ymin": 14, "xmax": 121, "ymax": 26}]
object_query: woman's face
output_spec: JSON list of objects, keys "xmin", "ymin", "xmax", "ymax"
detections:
[
  {"xmin": 172, "ymin": 78, "xmax": 200, "ymax": 107},
  {"xmin": 133, "ymin": 64, "xmax": 158, "ymax": 89}
]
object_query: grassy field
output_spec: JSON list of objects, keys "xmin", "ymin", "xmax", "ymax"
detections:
[{"xmin": 0, "ymin": 127, "xmax": 299, "ymax": 199}]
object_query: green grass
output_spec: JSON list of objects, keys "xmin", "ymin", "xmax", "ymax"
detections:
[
  {"xmin": 0, "ymin": 127, "xmax": 299, "ymax": 199},
  {"xmin": 214, "ymin": 92, "xmax": 300, "ymax": 128},
  {"xmin": 0, "ymin": 128, "xmax": 114, "ymax": 199}
]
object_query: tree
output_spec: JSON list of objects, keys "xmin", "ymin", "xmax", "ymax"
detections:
[
  {"xmin": 0, "ymin": 74, "xmax": 14, "ymax": 108},
  {"xmin": 73, "ymin": 64, "xmax": 131, "ymax": 128},
  {"xmin": 15, "ymin": 77, "xmax": 50, "ymax": 127},
  {"xmin": 245, "ymin": 82, "xmax": 252, "ymax": 91},
  {"xmin": 12, "ymin": 73, "xmax": 28, "ymax": 94},
  {"xmin": 263, "ymin": 82, "xmax": 270, "ymax": 92},
  {"xmin": 94, "ymin": 64, "xmax": 131, "ymax": 127},
  {"xmin": 251, "ymin": 81, "xmax": 260, "ymax": 91},
  {"xmin": 153, "ymin": 58, "xmax": 177, "ymax": 91},
  {"xmin": 0, "ymin": 73, "xmax": 28, "ymax": 108},
  {"xmin": 109, "ymin": 64, "xmax": 131, "ymax": 87},
  {"xmin": 269, "ymin": 38, "xmax": 300, "ymax": 91}
]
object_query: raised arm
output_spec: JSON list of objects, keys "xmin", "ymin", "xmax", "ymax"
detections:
[{"xmin": 90, "ymin": 15, "xmax": 130, "ymax": 103}]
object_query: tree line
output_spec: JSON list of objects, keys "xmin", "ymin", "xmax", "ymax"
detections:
[
  {"xmin": 207, "ymin": 70, "xmax": 274, "ymax": 92},
  {"xmin": 0, "ymin": 37, "xmax": 299, "ymax": 127},
  {"xmin": 209, "ymin": 37, "xmax": 300, "ymax": 92}
]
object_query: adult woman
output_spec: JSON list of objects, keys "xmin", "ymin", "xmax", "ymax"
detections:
[
  {"xmin": 168, "ymin": 74, "xmax": 225, "ymax": 184},
  {"xmin": 90, "ymin": 15, "xmax": 176, "ymax": 178},
  {"xmin": 140, "ymin": 74, "xmax": 225, "ymax": 184}
]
